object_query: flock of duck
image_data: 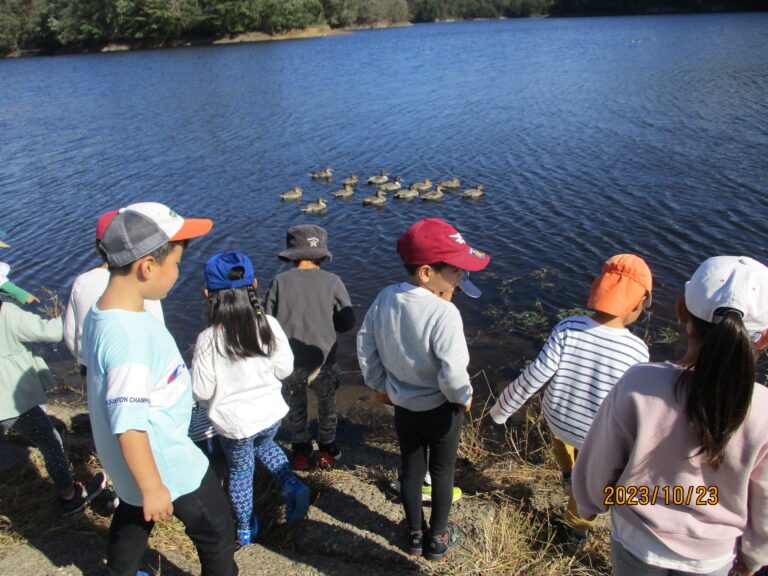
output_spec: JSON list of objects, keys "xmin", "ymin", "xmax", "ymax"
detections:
[{"xmin": 279, "ymin": 169, "xmax": 486, "ymax": 213}]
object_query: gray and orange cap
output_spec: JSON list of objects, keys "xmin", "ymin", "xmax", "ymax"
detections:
[{"xmin": 100, "ymin": 202, "xmax": 213, "ymax": 267}]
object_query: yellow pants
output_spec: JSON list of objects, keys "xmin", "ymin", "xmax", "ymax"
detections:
[{"xmin": 552, "ymin": 437, "xmax": 594, "ymax": 536}]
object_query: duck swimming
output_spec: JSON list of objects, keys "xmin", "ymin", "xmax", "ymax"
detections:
[
  {"xmin": 310, "ymin": 167, "xmax": 333, "ymax": 179},
  {"xmin": 438, "ymin": 177, "xmax": 460, "ymax": 189},
  {"xmin": 342, "ymin": 174, "xmax": 358, "ymax": 186},
  {"xmin": 421, "ymin": 185, "xmax": 444, "ymax": 201},
  {"xmin": 280, "ymin": 186, "xmax": 302, "ymax": 200},
  {"xmin": 301, "ymin": 197, "xmax": 327, "ymax": 212},
  {"xmin": 333, "ymin": 184, "xmax": 355, "ymax": 198},
  {"xmin": 461, "ymin": 184, "xmax": 485, "ymax": 198},
  {"xmin": 362, "ymin": 189, "xmax": 387, "ymax": 205},
  {"xmin": 378, "ymin": 176, "xmax": 402, "ymax": 193},
  {"xmin": 411, "ymin": 178, "xmax": 432, "ymax": 193},
  {"xmin": 394, "ymin": 185, "xmax": 419, "ymax": 199},
  {"xmin": 367, "ymin": 170, "xmax": 388, "ymax": 185}
]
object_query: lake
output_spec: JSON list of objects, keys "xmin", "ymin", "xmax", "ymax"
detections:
[{"xmin": 1, "ymin": 13, "xmax": 766, "ymax": 372}]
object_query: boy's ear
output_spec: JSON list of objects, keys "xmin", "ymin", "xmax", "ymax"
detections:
[
  {"xmin": 253, "ymin": 279, "xmax": 258, "ymax": 290},
  {"xmin": 203, "ymin": 288, "xmax": 209, "ymax": 298},
  {"xmin": 675, "ymin": 296, "xmax": 689, "ymax": 324},
  {"xmin": 416, "ymin": 264, "xmax": 433, "ymax": 283},
  {"xmin": 136, "ymin": 256, "xmax": 156, "ymax": 281}
]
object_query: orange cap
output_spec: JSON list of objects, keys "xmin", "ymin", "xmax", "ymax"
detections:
[{"xmin": 587, "ymin": 254, "xmax": 652, "ymax": 316}]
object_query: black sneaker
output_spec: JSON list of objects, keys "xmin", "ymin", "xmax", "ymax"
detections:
[
  {"xmin": 60, "ymin": 472, "xmax": 106, "ymax": 517},
  {"xmin": 407, "ymin": 530, "xmax": 424, "ymax": 556},
  {"xmin": 425, "ymin": 521, "xmax": 461, "ymax": 561}
]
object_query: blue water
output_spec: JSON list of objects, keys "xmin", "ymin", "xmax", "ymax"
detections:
[{"xmin": 1, "ymin": 13, "xmax": 767, "ymax": 363}]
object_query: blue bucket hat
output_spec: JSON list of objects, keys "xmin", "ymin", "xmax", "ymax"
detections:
[{"xmin": 204, "ymin": 251, "xmax": 254, "ymax": 291}]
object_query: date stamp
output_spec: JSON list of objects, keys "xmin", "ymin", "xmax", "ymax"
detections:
[{"xmin": 603, "ymin": 485, "xmax": 718, "ymax": 506}]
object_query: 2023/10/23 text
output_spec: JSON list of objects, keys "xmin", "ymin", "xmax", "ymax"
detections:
[{"xmin": 603, "ymin": 485, "xmax": 718, "ymax": 506}]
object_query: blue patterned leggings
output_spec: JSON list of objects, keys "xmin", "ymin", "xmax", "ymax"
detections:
[
  {"xmin": 1, "ymin": 406, "xmax": 73, "ymax": 490},
  {"xmin": 219, "ymin": 420, "xmax": 293, "ymax": 531}
]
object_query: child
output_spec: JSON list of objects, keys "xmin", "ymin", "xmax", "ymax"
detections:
[
  {"xmin": 357, "ymin": 218, "xmax": 490, "ymax": 561},
  {"xmin": 573, "ymin": 256, "xmax": 768, "ymax": 575},
  {"xmin": 265, "ymin": 224, "xmax": 355, "ymax": 469},
  {"xmin": 192, "ymin": 251, "xmax": 310, "ymax": 546},
  {"xmin": 0, "ymin": 298, "xmax": 105, "ymax": 515},
  {"xmin": 81, "ymin": 202, "xmax": 237, "ymax": 576},
  {"xmin": 64, "ymin": 210, "xmax": 164, "ymax": 374},
  {"xmin": 489, "ymin": 254, "xmax": 652, "ymax": 548}
]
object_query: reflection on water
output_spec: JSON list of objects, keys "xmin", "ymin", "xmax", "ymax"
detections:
[{"xmin": 1, "ymin": 13, "xmax": 766, "ymax": 368}]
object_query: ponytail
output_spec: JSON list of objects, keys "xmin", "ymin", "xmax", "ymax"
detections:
[
  {"xmin": 206, "ymin": 269, "xmax": 275, "ymax": 361},
  {"xmin": 677, "ymin": 310, "xmax": 755, "ymax": 468}
]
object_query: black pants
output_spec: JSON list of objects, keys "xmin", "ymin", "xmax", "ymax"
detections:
[
  {"xmin": 106, "ymin": 466, "xmax": 238, "ymax": 576},
  {"xmin": 394, "ymin": 402, "xmax": 463, "ymax": 535}
]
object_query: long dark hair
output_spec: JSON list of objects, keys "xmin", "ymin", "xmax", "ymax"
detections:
[
  {"xmin": 206, "ymin": 266, "xmax": 274, "ymax": 361},
  {"xmin": 676, "ymin": 309, "xmax": 756, "ymax": 468}
]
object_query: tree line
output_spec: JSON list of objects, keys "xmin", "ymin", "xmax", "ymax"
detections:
[{"xmin": 0, "ymin": 0, "xmax": 760, "ymax": 56}]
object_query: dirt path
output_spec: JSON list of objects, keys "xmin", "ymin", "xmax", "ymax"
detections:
[{"xmin": 0, "ymin": 369, "xmax": 497, "ymax": 576}]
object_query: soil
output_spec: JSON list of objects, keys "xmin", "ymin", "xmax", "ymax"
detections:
[{"xmin": 0, "ymin": 358, "xmax": 522, "ymax": 576}]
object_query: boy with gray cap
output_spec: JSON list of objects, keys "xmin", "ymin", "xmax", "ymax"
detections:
[
  {"xmin": 265, "ymin": 224, "xmax": 355, "ymax": 469},
  {"xmin": 82, "ymin": 202, "xmax": 237, "ymax": 576}
]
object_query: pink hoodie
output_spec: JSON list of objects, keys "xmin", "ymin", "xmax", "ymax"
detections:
[{"xmin": 573, "ymin": 362, "xmax": 768, "ymax": 571}]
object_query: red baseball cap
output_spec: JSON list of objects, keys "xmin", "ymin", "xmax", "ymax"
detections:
[
  {"xmin": 397, "ymin": 218, "xmax": 490, "ymax": 272},
  {"xmin": 96, "ymin": 210, "xmax": 120, "ymax": 241}
]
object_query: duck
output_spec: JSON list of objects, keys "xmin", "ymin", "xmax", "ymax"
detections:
[
  {"xmin": 411, "ymin": 178, "xmax": 433, "ymax": 193},
  {"xmin": 378, "ymin": 176, "xmax": 402, "ymax": 193},
  {"xmin": 310, "ymin": 167, "xmax": 333, "ymax": 179},
  {"xmin": 301, "ymin": 197, "xmax": 327, "ymax": 213},
  {"xmin": 367, "ymin": 170, "xmax": 388, "ymax": 185},
  {"xmin": 421, "ymin": 186, "xmax": 444, "ymax": 201},
  {"xmin": 394, "ymin": 185, "xmax": 419, "ymax": 199},
  {"xmin": 280, "ymin": 186, "xmax": 302, "ymax": 200},
  {"xmin": 461, "ymin": 184, "xmax": 485, "ymax": 198},
  {"xmin": 438, "ymin": 177, "xmax": 461, "ymax": 190},
  {"xmin": 342, "ymin": 173, "xmax": 359, "ymax": 186},
  {"xmin": 362, "ymin": 189, "xmax": 387, "ymax": 206},
  {"xmin": 332, "ymin": 183, "xmax": 355, "ymax": 198}
]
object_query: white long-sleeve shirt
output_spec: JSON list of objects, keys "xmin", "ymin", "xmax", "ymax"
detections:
[
  {"xmin": 64, "ymin": 266, "xmax": 163, "ymax": 365},
  {"xmin": 191, "ymin": 314, "xmax": 293, "ymax": 440},
  {"xmin": 357, "ymin": 282, "xmax": 472, "ymax": 411},
  {"xmin": 489, "ymin": 315, "xmax": 648, "ymax": 449}
]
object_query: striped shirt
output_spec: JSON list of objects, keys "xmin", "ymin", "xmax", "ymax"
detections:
[{"xmin": 489, "ymin": 316, "xmax": 648, "ymax": 449}]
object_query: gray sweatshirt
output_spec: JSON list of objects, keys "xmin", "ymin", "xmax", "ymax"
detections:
[
  {"xmin": 357, "ymin": 282, "xmax": 473, "ymax": 411},
  {"xmin": 265, "ymin": 267, "xmax": 354, "ymax": 369}
]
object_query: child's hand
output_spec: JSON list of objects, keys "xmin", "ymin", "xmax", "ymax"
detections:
[
  {"xmin": 26, "ymin": 294, "xmax": 40, "ymax": 304},
  {"xmin": 142, "ymin": 484, "xmax": 173, "ymax": 522},
  {"xmin": 376, "ymin": 391, "xmax": 394, "ymax": 406}
]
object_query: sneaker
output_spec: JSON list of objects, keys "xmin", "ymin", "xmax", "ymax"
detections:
[
  {"xmin": 424, "ymin": 521, "xmax": 461, "ymax": 561},
  {"xmin": 292, "ymin": 443, "xmax": 312, "ymax": 471},
  {"xmin": 103, "ymin": 483, "xmax": 120, "ymax": 510},
  {"xmin": 565, "ymin": 526, "xmax": 589, "ymax": 554},
  {"xmin": 283, "ymin": 477, "xmax": 310, "ymax": 525},
  {"xmin": 60, "ymin": 472, "xmax": 106, "ymax": 517},
  {"xmin": 316, "ymin": 442, "xmax": 342, "ymax": 469},
  {"xmin": 389, "ymin": 479, "xmax": 402, "ymax": 494},
  {"xmin": 421, "ymin": 485, "xmax": 463, "ymax": 503},
  {"xmin": 237, "ymin": 514, "xmax": 260, "ymax": 546},
  {"xmin": 407, "ymin": 530, "xmax": 424, "ymax": 556}
]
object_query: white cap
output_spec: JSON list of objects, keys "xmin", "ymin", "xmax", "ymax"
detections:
[{"xmin": 685, "ymin": 256, "xmax": 768, "ymax": 334}]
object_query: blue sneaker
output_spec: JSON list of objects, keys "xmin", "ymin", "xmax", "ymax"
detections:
[
  {"xmin": 283, "ymin": 477, "xmax": 310, "ymax": 525},
  {"xmin": 238, "ymin": 513, "xmax": 260, "ymax": 546}
]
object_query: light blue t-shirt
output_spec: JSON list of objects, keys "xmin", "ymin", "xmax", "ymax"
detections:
[{"xmin": 82, "ymin": 305, "xmax": 208, "ymax": 507}]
